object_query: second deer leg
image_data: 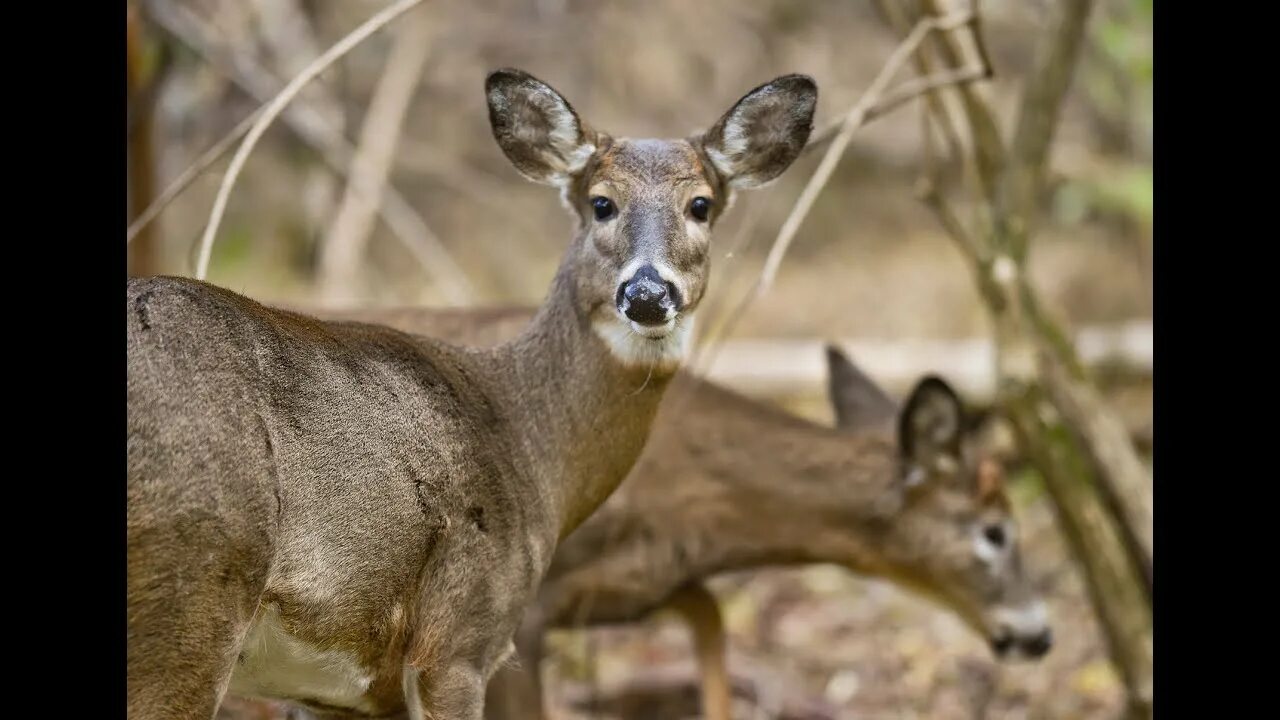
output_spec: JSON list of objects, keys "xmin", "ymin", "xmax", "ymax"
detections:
[{"xmin": 669, "ymin": 582, "xmax": 732, "ymax": 720}]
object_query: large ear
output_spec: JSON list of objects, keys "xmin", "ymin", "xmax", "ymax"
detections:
[
  {"xmin": 485, "ymin": 68, "xmax": 596, "ymax": 185},
  {"xmin": 700, "ymin": 74, "xmax": 817, "ymax": 189},
  {"xmin": 824, "ymin": 344, "xmax": 898, "ymax": 431},
  {"xmin": 898, "ymin": 376, "xmax": 965, "ymax": 483}
]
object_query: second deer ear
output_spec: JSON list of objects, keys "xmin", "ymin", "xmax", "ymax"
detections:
[
  {"xmin": 898, "ymin": 376, "xmax": 965, "ymax": 479},
  {"xmin": 700, "ymin": 74, "xmax": 817, "ymax": 188},
  {"xmin": 824, "ymin": 344, "xmax": 898, "ymax": 432},
  {"xmin": 486, "ymin": 68, "xmax": 596, "ymax": 186}
]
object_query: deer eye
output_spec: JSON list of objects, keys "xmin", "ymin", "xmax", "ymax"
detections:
[
  {"xmin": 690, "ymin": 196, "xmax": 712, "ymax": 222},
  {"xmin": 983, "ymin": 524, "xmax": 1006, "ymax": 548},
  {"xmin": 591, "ymin": 196, "xmax": 616, "ymax": 221}
]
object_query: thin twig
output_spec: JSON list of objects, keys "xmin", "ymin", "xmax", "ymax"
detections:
[
  {"xmin": 759, "ymin": 11, "xmax": 975, "ymax": 295},
  {"xmin": 918, "ymin": 0, "xmax": 1008, "ymax": 205},
  {"xmin": 141, "ymin": 0, "xmax": 471, "ymax": 302},
  {"xmin": 318, "ymin": 6, "xmax": 461, "ymax": 304},
  {"xmin": 687, "ymin": 10, "xmax": 984, "ymax": 405},
  {"xmin": 803, "ymin": 64, "xmax": 989, "ymax": 153},
  {"xmin": 194, "ymin": 0, "xmax": 428, "ymax": 281},
  {"xmin": 916, "ymin": 113, "xmax": 984, "ymax": 270},
  {"xmin": 869, "ymin": 0, "xmax": 967, "ymax": 162},
  {"xmin": 126, "ymin": 108, "xmax": 262, "ymax": 245},
  {"xmin": 1001, "ymin": 0, "xmax": 1096, "ymax": 244}
]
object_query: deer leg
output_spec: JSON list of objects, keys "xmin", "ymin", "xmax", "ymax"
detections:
[
  {"xmin": 483, "ymin": 610, "xmax": 548, "ymax": 720},
  {"xmin": 127, "ymin": 547, "xmax": 266, "ymax": 720},
  {"xmin": 406, "ymin": 661, "xmax": 487, "ymax": 720},
  {"xmin": 669, "ymin": 582, "xmax": 732, "ymax": 720}
]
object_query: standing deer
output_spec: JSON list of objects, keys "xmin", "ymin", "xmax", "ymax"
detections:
[
  {"xmin": 127, "ymin": 68, "xmax": 817, "ymax": 719},
  {"xmin": 215, "ymin": 306, "xmax": 1051, "ymax": 720}
]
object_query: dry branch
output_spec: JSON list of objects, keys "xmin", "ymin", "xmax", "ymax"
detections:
[
  {"xmin": 194, "ymin": 0, "xmax": 428, "ymax": 281},
  {"xmin": 918, "ymin": 0, "xmax": 1008, "ymax": 205},
  {"xmin": 317, "ymin": 6, "xmax": 469, "ymax": 305},
  {"xmin": 125, "ymin": 108, "xmax": 262, "ymax": 246},
  {"xmin": 142, "ymin": 0, "xmax": 472, "ymax": 301},
  {"xmin": 688, "ymin": 10, "xmax": 987, "ymax": 387},
  {"xmin": 895, "ymin": 0, "xmax": 1152, "ymax": 714}
]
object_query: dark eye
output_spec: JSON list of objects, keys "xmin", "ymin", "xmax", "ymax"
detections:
[
  {"xmin": 591, "ymin": 196, "xmax": 615, "ymax": 221},
  {"xmin": 690, "ymin": 196, "xmax": 712, "ymax": 222},
  {"xmin": 983, "ymin": 524, "xmax": 1006, "ymax": 547}
]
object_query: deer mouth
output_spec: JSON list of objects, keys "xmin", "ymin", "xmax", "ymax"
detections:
[
  {"xmin": 986, "ymin": 601, "xmax": 1053, "ymax": 661},
  {"xmin": 628, "ymin": 317, "xmax": 676, "ymax": 338}
]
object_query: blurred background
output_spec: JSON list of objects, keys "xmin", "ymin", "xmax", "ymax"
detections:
[{"xmin": 127, "ymin": 0, "xmax": 1152, "ymax": 717}]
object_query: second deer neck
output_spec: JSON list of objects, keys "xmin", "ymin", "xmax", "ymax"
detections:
[{"xmin": 649, "ymin": 390, "xmax": 902, "ymax": 579}]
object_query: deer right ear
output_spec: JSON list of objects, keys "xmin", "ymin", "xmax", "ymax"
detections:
[
  {"xmin": 898, "ymin": 376, "xmax": 965, "ymax": 482},
  {"xmin": 700, "ymin": 74, "xmax": 817, "ymax": 189},
  {"xmin": 486, "ymin": 68, "xmax": 596, "ymax": 186},
  {"xmin": 824, "ymin": 344, "xmax": 898, "ymax": 432}
]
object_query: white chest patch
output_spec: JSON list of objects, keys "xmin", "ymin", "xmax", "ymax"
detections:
[
  {"xmin": 593, "ymin": 313, "xmax": 694, "ymax": 371},
  {"xmin": 228, "ymin": 604, "xmax": 376, "ymax": 712}
]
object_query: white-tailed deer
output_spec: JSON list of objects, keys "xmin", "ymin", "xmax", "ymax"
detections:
[
  {"xmin": 127, "ymin": 68, "xmax": 817, "ymax": 719},
  {"xmin": 216, "ymin": 306, "xmax": 1051, "ymax": 720}
]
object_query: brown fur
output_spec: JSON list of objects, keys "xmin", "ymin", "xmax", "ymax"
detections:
[
  {"xmin": 128, "ymin": 69, "xmax": 816, "ymax": 720},
  {"xmin": 261, "ymin": 307, "xmax": 1048, "ymax": 720}
]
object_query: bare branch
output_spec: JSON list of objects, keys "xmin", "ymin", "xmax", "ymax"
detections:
[
  {"xmin": 318, "ymin": 7, "xmax": 471, "ymax": 305},
  {"xmin": 1040, "ymin": 351, "xmax": 1153, "ymax": 597},
  {"xmin": 126, "ymin": 108, "xmax": 262, "ymax": 246},
  {"xmin": 803, "ymin": 64, "xmax": 989, "ymax": 154},
  {"xmin": 758, "ymin": 10, "xmax": 976, "ymax": 293},
  {"xmin": 194, "ymin": 0, "xmax": 428, "ymax": 281},
  {"xmin": 917, "ymin": 0, "xmax": 1008, "ymax": 205},
  {"xmin": 138, "ymin": 1, "xmax": 469, "ymax": 301},
  {"xmin": 1001, "ymin": 0, "xmax": 1097, "ymax": 238},
  {"xmin": 869, "ymin": 0, "xmax": 966, "ymax": 163},
  {"xmin": 687, "ymin": 11, "xmax": 986, "ymax": 393}
]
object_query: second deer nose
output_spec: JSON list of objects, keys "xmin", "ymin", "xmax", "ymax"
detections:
[
  {"xmin": 1020, "ymin": 629, "xmax": 1052, "ymax": 658},
  {"xmin": 617, "ymin": 265, "xmax": 677, "ymax": 326}
]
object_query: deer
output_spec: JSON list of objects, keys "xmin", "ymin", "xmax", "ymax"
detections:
[
  {"xmin": 127, "ymin": 67, "xmax": 818, "ymax": 720},
  {"xmin": 214, "ymin": 305, "xmax": 1051, "ymax": 720}
]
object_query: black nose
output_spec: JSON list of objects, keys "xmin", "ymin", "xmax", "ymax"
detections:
[
  {"xmin": 1020, "ymin": 629, "xmax": 1052, "ymax": 658},
  {"xmin": 617, "ymin": 264, "xmax": 678, "ymax": 325},
  {"xmin": 991, "ymin": 632, "xmax": 1014, "ymax": 657}
]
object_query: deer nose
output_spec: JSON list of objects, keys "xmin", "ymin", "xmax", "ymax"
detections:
[
  {"xmin": 991, "ymin": 627, "xmax": 1052, "ymax": 660},
  {"xmin": 1020, "ymin": 628, "xmax": 1052, "ymax": 658},
  {"xmin": 617, "ymin": 264, "xmax": 678, "ymax": 326}
]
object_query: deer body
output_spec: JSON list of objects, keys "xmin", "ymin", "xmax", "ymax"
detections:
[
  {"xmin": 127, "ymin": 69, "xmax": 817, "ymax": 720},
  {"xmin": 293, "ymin": 306, "xmax": 1052, "ymax": 720}
]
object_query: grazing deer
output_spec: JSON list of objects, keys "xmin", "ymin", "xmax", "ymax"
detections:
[
  {"xmin": 228, "ymin": 306, "xmax": 1051, "ymax": 720},
  {"xmin": 127, "ymin": 68, "xmax": 817, "ymax": 720}
]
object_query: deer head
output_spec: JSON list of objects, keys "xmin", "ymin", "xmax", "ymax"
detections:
[
  {"xmin": 825, "ymin": 346, "xmax": 1052, "ymax": 661},
  {"xmin": 485, "ymin": 69, "xmax": 817, "ymax": 370}
]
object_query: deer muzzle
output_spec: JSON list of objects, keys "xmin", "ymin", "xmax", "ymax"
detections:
[{"xmin": 617, "ymin": 264, "xmax": 680, "ymax": 330}]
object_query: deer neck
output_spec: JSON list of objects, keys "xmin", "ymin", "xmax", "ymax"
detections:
[
  {"xmin": 484, "ymin": 260, "xmax": 674, "ymax": 542},
  {"xmin": 659, "ymin": 389, "xmax": 902, "ymax": 578}
]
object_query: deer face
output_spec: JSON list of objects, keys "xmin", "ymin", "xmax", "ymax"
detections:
[
  {"xmin": 886, "ymin": 379, "xmax": 1051, "ymax": 661},
  {"xmin": 485, "ymin": 69, "xmax": 816, "ymax": 371},
  {"xmin": 824, "ymin": 347, "xmax": 1052, "ymax": 662}
]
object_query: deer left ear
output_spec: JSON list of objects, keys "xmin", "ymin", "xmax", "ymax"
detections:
[
  {"xmin": 485, "ymin": 68, "xmax": 596, "ymax": 186},
  {"xmin": 700, "ymin": 74, "xmax": 817, "ymax": 189},
  {"xmin": 898, "ymin": 376, "xmax": 965, "ymax": 482}
]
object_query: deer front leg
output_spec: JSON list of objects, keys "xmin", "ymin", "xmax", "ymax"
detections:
[
  {"xmin": 668, "ymin": 582, "xmax": 732, "ymax": 720},
  {"xmin": 404, "ymin": 660, "xmax": 487, "ymax": 720},
  {"xmin": 483, "ymin": 609, "xmax": 547, "ymax": 720}
]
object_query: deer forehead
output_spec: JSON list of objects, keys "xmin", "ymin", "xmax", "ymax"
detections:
[{"xmin": 588, "ymin": 139, "xmax": 713, "ymax": 194}]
